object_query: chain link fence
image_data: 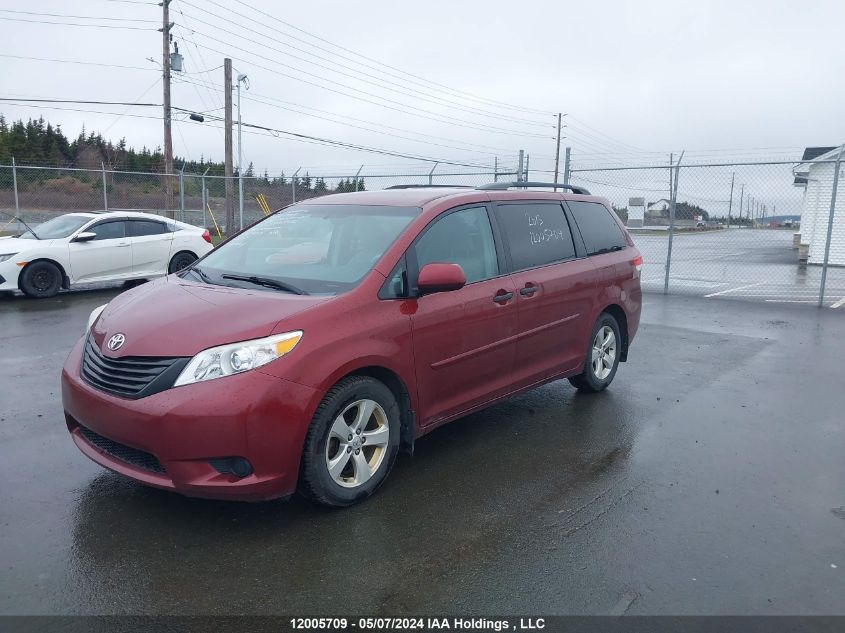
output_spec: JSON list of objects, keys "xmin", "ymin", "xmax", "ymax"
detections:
[
  {"xmin": 3, "ymin": 155, "xmax": 844, "ymax": 307},
  {"xmin": 567, "ymin": 152, "xmax": 845, "ymax": 307},
  {"xmin": 0, "ymin": 163, "xmax": 517, "ymax": 236}
]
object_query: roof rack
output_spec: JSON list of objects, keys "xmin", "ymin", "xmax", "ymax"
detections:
[
  {"xmin": 477, "ymin": 181, "xmax": 591, "ymax": 195},
  {"xmin": 384, "ymin": 184, "xmax": 474, "ymax": 190}
]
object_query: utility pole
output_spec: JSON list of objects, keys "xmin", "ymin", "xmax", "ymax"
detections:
[
  {"xmin": 517, "ymin": 150, "xmax": 524, "ymax": 182},
  {"xmin": 738, "ymin": 183, "xmax": 744, "ymax": 226},
  {"xmin": 553, "ymin": 113, "xmax": 562, "ymax": 189},
  {"xmin": 727, "ymin": 172, "xmax": 735, "ymax": 228},
  {"xmin": 237, "ymin": 73, "xmax": 248, "ymax": 231},
  {"xmin": 160, "ymin": 0, "xmax": 174, "ymax": 218},
  {"xmin": 524, "ymin": 154, "xmax": 530, "ymax": 182},
  {"xmin": 223, "ymin": 58, "xmax": 235, "ymax": 236}
]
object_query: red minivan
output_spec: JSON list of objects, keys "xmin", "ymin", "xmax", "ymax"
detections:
[{"xmin": 61, "ymin": 183, "xmax": 642, "ymax": 506}]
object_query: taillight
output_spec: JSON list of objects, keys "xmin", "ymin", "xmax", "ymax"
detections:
[
  {"xmin": 202, "ymin": 229, "xmax": 212, "ymax": 244},
  {"xmin": 632, "ymin": 254, "xmax": 643, "ymax": 276}
]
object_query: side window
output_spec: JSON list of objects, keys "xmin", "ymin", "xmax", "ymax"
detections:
[
  {"xmin": 567, "ymin": 201, "xmax": 626, "ymax": 255},
  {"xmin": 414, "ymin": 206, "xmax": 498, "ymax": 284},
  {"xmin": 379, "ymin": 258, "xmax": 408, "ymax": 299},
  {"xmin": 89, "ymin": 221, "xmax": 125, "ymax": 241},
  {"xmin": 128, "ymin": 220, "xmax": 169, "ymax": 237},
  {"xmin": 494, "ymin": 203, "xmax": 576, "ymax": 271}
]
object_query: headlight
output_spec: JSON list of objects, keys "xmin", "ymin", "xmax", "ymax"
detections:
[
  {"xmin": 0, "ymin": 253, "xmax": 17, "ymax": 263},
  {"xmin": 86, "ymin": 304, "xmax": 108, "ymax": 332},
  {"xmin": 174, "ymin": 331, "xmax": 303, "ymax": 387}
]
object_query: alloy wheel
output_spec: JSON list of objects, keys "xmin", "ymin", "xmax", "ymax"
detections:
[
  {"xmin": 324, "ymin": 399, "xmax": 390, "ymax": 488},
  {"xmin": 591, "ymin": 325, "xmax": 617, "ymax": 380}
]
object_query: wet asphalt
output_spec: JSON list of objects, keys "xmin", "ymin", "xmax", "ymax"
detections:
[{"xmin": 0, "ymin": 285, "xmax": 844, "ymax": 615}]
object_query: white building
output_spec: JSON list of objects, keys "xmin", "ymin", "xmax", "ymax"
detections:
[{"xmin": 794, "ymin": 145, "xmax": 845, "ymax": 265}]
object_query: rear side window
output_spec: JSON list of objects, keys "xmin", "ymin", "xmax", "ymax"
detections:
[
  {"xmin": 414, "ymin": 206, "xmax": 498, "ymax": 284},
  {"xmin": 567, "ymin": 201, "xmax": 626, "ymax": 255},
  {"xmin": 128, "ymin": 220, "xmax": 169, "ymax": 237},
  {"xmin": 494, "ymin": 203, "xmax": 576, "ymax": 271},
  {"xmin": 89, "ymin": 221, "xmax": 125, "ymax": 241}
]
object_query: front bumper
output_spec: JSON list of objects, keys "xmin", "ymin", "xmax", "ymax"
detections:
[
  {"xmin": 0, "ymin": 261, "xmax": 19, "ymax": 291},
  {"xmin": 61, "ymin": 336, "xmax": 320, "ymax": 501}
]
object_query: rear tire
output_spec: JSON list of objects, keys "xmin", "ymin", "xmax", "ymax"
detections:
[
  {"xmin": 569, "ymin": 313, "xmax": 622, "ymax": 393},
  {"xmin": 168, "ymin": 251, "xmax": 197, "ymax": 274},
  {"xmin": 20, "ymin": 261, "xmax": 62, "ymax": 298},
  {"xmin": 299, "ymin": 376, "xmax": 400, "ymax": 507}
]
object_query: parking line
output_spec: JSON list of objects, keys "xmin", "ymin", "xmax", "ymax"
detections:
[
  {"xmin": 704, "ymin": 282, "xmax": 765, "ymax": 298},
  {"xmin": 765, "ymin": 299, "xmax": 816, "ymax": 304},
  {"xmin": 831, "ymin": 297, "xmax": 845, "ymax": 309}
]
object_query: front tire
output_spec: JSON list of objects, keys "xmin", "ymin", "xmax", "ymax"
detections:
[
  {"xmin": 569, "ymin": 313, "xmax": 622, "ymax": 393},
  {"xmin": 168, "ymin": 251, "xmax": 197, "ymax": 274},
  {"xmin": 299, "ymin": 376, "xmax": 400, "ymax": 507},
  {"xmin": 20, "ymin": 261, "xmax": 62, "ymax": 298}
]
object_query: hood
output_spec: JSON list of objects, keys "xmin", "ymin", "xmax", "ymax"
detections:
[
  {"xmin": 0, "ymin": 236, "xmax": 59, "ymax": 254},
  {"xmin": 91, "ymin": 277, "xmax": 332, "ymax": 358}
]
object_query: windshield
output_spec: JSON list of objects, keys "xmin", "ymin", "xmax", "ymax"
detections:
[
  {"xmin": 19, "ymin": 215, "xmax": 91, "ymax": 240},
  {"xmin": 190, "ymin": 204, "xmax": 419, "ymax": 295}
]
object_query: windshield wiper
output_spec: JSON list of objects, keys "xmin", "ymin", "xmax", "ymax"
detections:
[
  {"xmin": 221, "ymin": 274, "xmax": 308, "ymax": 295},
  {"xmin": 186, "ymin": 265, "xmax": 212, "ymax": 284},
  {"xmin": 594, "ymin": 245, "xmax": 624, "ymax": 255}
]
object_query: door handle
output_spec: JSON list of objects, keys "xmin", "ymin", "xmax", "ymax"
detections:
[
  {"xmin": 520, "ymin": 285, "xmax": 539, "ymax": 296},
  {"xmin": 492, "ymin": 291, "xmax": 514, "ymax": 304},
  {"xmin": 116, "ymin": 242, "xmax": 131, "ymax": 248}
]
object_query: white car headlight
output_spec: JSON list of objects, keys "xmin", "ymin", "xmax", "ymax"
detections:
[
  {"xmin": 0, "ymin": 253, "xmax": 17, "ymax": 263},
  {"xmin": 174, "ymin": 331, "xmax": 303, "ymax": 387},
  {"xmin": 86, "ymin": 304, "xmax": 108, "ymax": 332}
]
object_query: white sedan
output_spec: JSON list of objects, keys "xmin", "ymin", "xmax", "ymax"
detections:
[{"xmin": 0, "ymin": 211, "xmax": 214, "ymax": 298}]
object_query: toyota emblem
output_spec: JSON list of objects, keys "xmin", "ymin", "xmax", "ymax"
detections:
[{"xmin": 107, "ymin": 333, "xmax": 126, "ymax": 351}]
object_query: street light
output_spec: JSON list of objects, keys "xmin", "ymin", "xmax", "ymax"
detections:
[{"xmin": 236, "ymin": 73, "xmax": 249, "ymax": 231}]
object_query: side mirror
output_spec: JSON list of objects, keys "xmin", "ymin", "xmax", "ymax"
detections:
[
  {"xmin": 417, "ymin": 263, "xmax": 466, "ymax": 295},
  {"xmin": 73, "ymin": 232, "xmax": 97, "ymax": 243}
]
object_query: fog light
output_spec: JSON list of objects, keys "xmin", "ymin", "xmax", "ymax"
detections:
[{"xmin": 209, "ymin": 456, "xmax": 253, "ymax": 478}]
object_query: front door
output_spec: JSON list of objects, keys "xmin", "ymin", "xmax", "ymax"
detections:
[
  {"xmin": 68, "ymin": 219, "xmax": 132, "ymax": 282},
  {"xmin": 408, "ymin": 205, "xmax": 519, "ymax": 426}
]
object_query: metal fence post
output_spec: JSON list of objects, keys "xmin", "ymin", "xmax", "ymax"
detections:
[
  {"xmin": 201, "ymin": 167, "xmax": 210, "ymax": 228},
  {"xmin": 664, "ymin": 152, "xmax": 684, "ymax": 294},
  {"xmin": 11, "ymin": 157, "xmax": 20, "ymax": 234},
  {"xmin": 428, "ymin": 162, "xmax": 438, "ymax": 185},
  {"xmin": 818, "ymin": 145, "xmax": 844, "ymax": 307},
  {"xmin": 101, "ymin": 162, "xmax": 108, "ymax": 212},
  {"xmin": 563, "ymin": 147, "xmax": 571, "ymax": 185},
  {"xmin": 292, "ymin": 167, "xmax": 301, "ymax": 203},
  {"xmin": 494, "ymin": 157, "xmax": 498, "ymax": 182},
  {"xmin": 179, "ymin": 168, "xmax": 185, "ymax": 222},
  {"xmin": 355, "ymin": 164, "xmax": 363, "ymax": 191}
]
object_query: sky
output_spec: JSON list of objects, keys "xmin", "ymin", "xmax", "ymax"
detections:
[{"xmin": 1, "ymin": 0, "xmax": 844, "ymax": 179}]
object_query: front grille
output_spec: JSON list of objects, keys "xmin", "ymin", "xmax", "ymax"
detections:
[
  {"xmin": 81, "ymin": 337, "xmax": 184, "ymax": 398},
  {"xmin": 79, "ymin": 425, "xmax": 166, "ymax": 474}
]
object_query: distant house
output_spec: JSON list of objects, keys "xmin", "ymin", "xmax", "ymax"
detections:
[
  {"xmin": 793, "ymin": 145, "xmax": 845, "ymax": 265},
  {"xmin": 647, "ymin": 199, "xmax": 671, "ymax": 215}
]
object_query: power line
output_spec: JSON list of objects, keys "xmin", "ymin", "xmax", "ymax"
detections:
[
  {"xmin": 0, "ymin": 9, "xmax": 158, "ymax": 23},
  {"xmin": 0, "ymin": 17, "xmax": 157, "ymax": 30},
  {"xmin": 174, "ymin": 75, "xmax": 521, "ymax": 155},
  {"xmin": 179, "ymin": 35, "xmax": 552, "ymax": 140},
  {"xmin": 225, "ymin": 0, "xmax": 554, "ymax": 117},
  {"xmin": 177, "ymin": 109, "xmax": 496, "ymax": 168},
  {"xmin": 176, "ymin": 0, "xmax": 552, "ymax": 128},
  {"xmin": 0, "ymin": 97, "xmax": 161, "ymax": 107},
  {"xmin": 0, "ymin": 53, "xmax": 157, "ymax": 72},
  {"xmin": 0, "ymin": 99, "xmax": 500, "ymax": 168},
  {"xmin": 567, "ymin": 116, "xmax": 645, "ymax": 152}
]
